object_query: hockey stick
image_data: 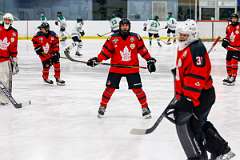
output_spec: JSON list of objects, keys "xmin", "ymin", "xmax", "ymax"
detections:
[
  {"xmin": 130, "ymin": 36, "xmax": 221, "ymax": 135},
  {"xmin": 227, "ymin": 45, "xmax": 240, "ymax": 52},
  {"xmin": 97, "ymin": 31, "xmax": 112, "ymax": 37},
  {"xmin": 64, "ymin": 50, "xmax": 147, "ymax": 69},
  {"xmin": 0, "ymin": 80, "xmax": 22, "ymax": 108}
]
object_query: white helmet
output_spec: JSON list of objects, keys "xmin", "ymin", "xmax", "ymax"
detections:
[
  {"xmin": 3, "ymin": 13, "xmax": 14, "ymax": 29},
  {"xmin": 176, "ymin": 19, "xmax": 198, "ymax": 49}
]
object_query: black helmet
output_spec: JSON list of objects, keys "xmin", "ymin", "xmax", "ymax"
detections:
[
  {"xmin": 119, "ymin": 18, "xmax": 131, "ymax": 39},
  {"xmin": 57, "ymin": 11, "xmax": 62, "ymax": 16},
  {"xmin": 231, "ymin": 13, "xmax": 239, "ymax": 19},
  {"xmin": 38, "ymin": 22, "xmax": 50, "ymax": 31},
  {"xmin": 119, "ymin": 18, "xmax": 131, "ymax": 30},
  {"xmin": 77, "ymin": 18, "xmax": 83, "ymax": 23},
  {"xmin": 154, "ymin": 16, "xmax": 159, "ymax": 21},
  {"xmin": 231, "ymin": 13, "xmax": 239, "ymax": 25}
]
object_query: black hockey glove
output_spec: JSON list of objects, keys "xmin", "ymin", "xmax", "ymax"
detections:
[
  {"xmin": 147, "ymin": 57, "xmax": 156, "ymax": 73},
  {"xmin": 51, "ymin": 52, "xmax": 60, "ymax": 63},
  {"xmin": 87, "ymin": 57, "xmax": 99, "ymax": 67},
  {"xmin": 222, "ymin": 38, "xmax": 229, "ymax": 49},
  {"xmin": 169, "ymin": 96, "xmax": 194, "ymax": 125},
  {"xmin": 80, "ymin": 31, "xmax": 85, "ymax": 36},
  {"xmin": 55, "ymin": 21, "xmax": 58, "ymax": 25},
  {"xmin": 143, "ymin": 27, "xmax": 147, "ymax": 31}
]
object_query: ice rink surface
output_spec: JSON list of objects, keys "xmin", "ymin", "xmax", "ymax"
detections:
[{"xmin": 0, "ymin": 39, "xmax": 239, "ymax": 160}]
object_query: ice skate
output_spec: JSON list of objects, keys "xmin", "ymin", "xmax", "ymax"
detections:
[
  {"xmin": 56, "ymin": 78, "xmax": 65, "ymax": 86},
  {"xmin": 43, "ymin": 79, "xmax": 54, "ymax": 85},
  {"xmin": 75, "ymin": 51, "xmax": 82, "ymax": 57},
  {"xmin": 98, "ymin": 106, "xmax": 106, "ymax": 118},
  {"xmin": 142, "ymin": 107, "xmax": 151, "ymax": 119}
]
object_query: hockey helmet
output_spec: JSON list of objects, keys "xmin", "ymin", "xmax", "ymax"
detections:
[
  {"xmin": 154, "ymin": 16, "xmax": 159, "ymax": 21},
  {"xmin": 3, "ymin": 13, "xmax": 14, "ymax": 29},
  {"xmin": 119, "ymin": 18, "xmax": 131, "ymax": 30},
  {"xmin": 176, "ymin": 19, "xmax": 198, "ymax": 48},
  {"xmin": 38, "ymin": 22, "xmax": 50, "ymax": 31}
]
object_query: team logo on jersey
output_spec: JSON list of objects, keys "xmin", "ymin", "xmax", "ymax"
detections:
[
  {"xmin": 12, "ymin": 32, "xmax": 16, "ymax": 37},
  {"xmin": 0, "ymin": 37, "xmax": 10, "ymax": 50},
  {"xmin": 130, "ymin": 44, "xmax": 135, "ymax": 49},
  {"xmin": 10, "ymin": 37, "xmax": 15, "ymax": 42},
  {"xmin": 120, "ymin": 47, "xmax": 131, "ymax": 61},
  {"xmin": 43, "ymin": 43, "xmax": 50, "ymax": 53},
  {"xmin": 130, "ymin": 37, "xmax": 135, "ymax": 42},
  {"xmin": 112, "ymin": 38, "xmax": 118, "ymax": 44},
  {"xmin": 39, "ymin": 37, "xmax": 43, "ymax": 42},
  {"xmin": 195, "ymin": 81, "xmax": 200, "ymax": 87}
]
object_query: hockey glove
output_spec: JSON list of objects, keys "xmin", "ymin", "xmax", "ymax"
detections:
[
  {"xmin": 55, "ymin": 21, "xmax": 58, "ymax": 25},
  {"xmin": 11, "ymin": 57, "xmax": 19, "ymax": 75},
  {"xmin": 147, "ymin": 57, "xmax": 156, "ymax": 73},
  {"xmin": 171, "ymin": 96, "xmax": 194, "ymax": 125},
  {"xmin": 143, "ymin": 27, "xmax": 147, "ymax": 31},
  {"xmin": 87, "ymin": 57, "xmax": 99, "ymax": 67},
  {"xmin": 222, "ymin": 38, "xmax": 229, "ymax": 49},
  {"xmin": 51, "ymin": 52, "xmax": 60, "ymax": 63},
  {"xmin": 80, "ymin": 31, "xmax": 85, "ymax": 36}
]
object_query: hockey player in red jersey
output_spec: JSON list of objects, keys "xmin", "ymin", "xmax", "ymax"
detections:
[
  {"xmin": 32, "ymin": 22, "xmax": 65, "ymax": 85},
  {"xmin": 87, "ymin": 18, "xmax": 156, "ymax": 119},
  {"xmin": 166, "ymin": 19, "xmax": 235, "ymax": 160},
  {"xmin": 0, "ymin": 13, "xmax": 19, "ymax": 105},
  {"xmin": 222, "ymin": 13, "xmax": 240, "ymax": 86}
]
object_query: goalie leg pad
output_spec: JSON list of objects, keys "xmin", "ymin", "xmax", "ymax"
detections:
[{"xmin": 203, "ymin": 121, "xmax": 230, "ymax": 157}]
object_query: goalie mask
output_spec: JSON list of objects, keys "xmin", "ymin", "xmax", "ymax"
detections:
[
  {"xmin": 3, "ymin": 13, "xmax": 14, "ymax": 30},
  {"xmin": 176, "ymin": 19, "xmax": 198, "ymax": 50}
]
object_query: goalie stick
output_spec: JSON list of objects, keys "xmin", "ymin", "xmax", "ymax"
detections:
[
  {"xmin": 130, "ymin": 36, "xmax": 221, "ymax": 135},
  {"xmin": 64, "ymin": 50, "xmax": 147, "ymax": 69},
  {"xmin": 0, "ymin": 80, "xmax": 22, "ymax": 108}
]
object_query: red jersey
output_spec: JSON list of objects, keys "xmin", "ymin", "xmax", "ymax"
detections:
[
  {"xmin": 97, "ymin": 32, "xmax": 152, "ymax": 74},
  {"xmin": 32, "ymin": 31, "xmax": 59, "ymax": 61},
  {"xmin": 175, "ymin": 40, "xmax": 213, "ymax": 107},
  {"xmin": 225, "ymin": 23, "xmax": 240, "ymax": 51},
  {"xmin": 0, "ymin": 24, "xmax": 18, "ymax": 62}
]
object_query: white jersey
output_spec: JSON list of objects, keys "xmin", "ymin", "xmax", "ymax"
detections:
[
  {"xmin": 57, "ymin": 16, "xmax": 67, "ymax": 29},
  {"xmin": 71, "ymin": 22, "xmax": 84, "ymax": 38},
  {"xmin": 166, "ymin": 17, "xmax": 177, "ymax": 31},
  {"xmin": 145, "ymin": 19, "xmax": 161, "ymax": 34},
  {"xmin": 110, "ymin": 17, "xmax": 121, "ymax": 31}
]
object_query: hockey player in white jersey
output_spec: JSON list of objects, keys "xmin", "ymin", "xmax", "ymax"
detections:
[
  {"xmin": 143, "ymin": 16, "xmax": 162, "ymax": 47},
  {"xmin": 55, "ymin": 12, "xmax": 67, "ymax": 46},
  {"xmin": 40, "ymin": 12, "xmax": 47, "ymax": 23},
  {"xmin": 110, "ymin": 15, "xmax": 121, "ymax": 33},
  {"xmin": 165, "ymin": 12, "xmax": 177, "ymax": 44},
  {"xmin": 64, "ymin": 18, "xmax": 85, "ymax": 56}
]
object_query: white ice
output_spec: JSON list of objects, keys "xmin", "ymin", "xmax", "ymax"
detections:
[{"xmin": 0, "ymin": 39, "xmax": 239, "ymax": 160}]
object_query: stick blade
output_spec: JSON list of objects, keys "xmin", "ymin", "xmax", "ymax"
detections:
[{"xmin": 130, "ymin": 128, "xmax": 147, "ymax": 135}]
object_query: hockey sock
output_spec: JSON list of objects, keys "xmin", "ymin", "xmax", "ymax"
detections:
[
  {"xmin": 157, "ymin": 39, "xmax": 161, "ymax": 46},
  {"xmin": 226, "ymin": 60, "xmax": 232, "ymax": 77},
  {"xmin": 132, "ymin": 88, "xmax": 148, "ymax": 108},
  {"xmin": 231, "ymin": 58, "xmax": 238, "ymax": 78},
  {"xmin": 100, "ymin": 87, "xmax": 115, "ymax": 107},
  {"xmin": 53, "ymin": 62, "xmax": 61, "ymax": 79},
  {"xmin": 149, "ymin": 38, "xmax": 152, "ymax": 46},
  {"xmin": 42, "ymin": 66, "xmax": 50, "ymax": 80}
]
